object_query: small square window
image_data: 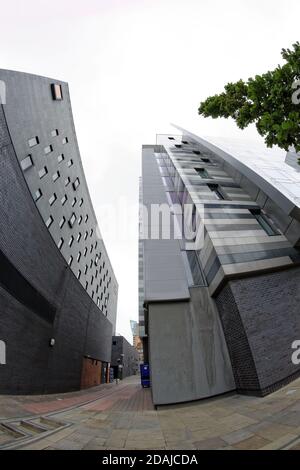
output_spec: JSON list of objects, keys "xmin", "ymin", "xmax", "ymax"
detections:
[
  {"xmin": 65, "ymin": 177, "xmax": 71, "ymax": 187},
  {"xmin": 62, "ymin": 137, "xmax": 68, "ymax": 145},
  {"xmin": 28, "ymin": 136, "xmax": 39, "ymax": 148},
  {"xmin": 201, "ymin": 158, "xmax": 210, "ymax": 163},
  {"xmin": 68, "ymin": 255, "xmax": 73, "ymax": 266},
  {"xmin": 90, "ymin": 228, "xmax": 94, "ymax": 237},
  {"xmin": 59, "ymin": 216, "xmax": 66, "ymax": 228},
  {"xmin": 77, "ymin": 270, "xmax": 81, "ymax": 280},
  {"xmin": 168, "ymin": 137, "xmax": 175, "ymax": 140},
  {"xmin": 85, "ymin": 281, "xmax": 88, "ymax": 290},
  {"xmin": 71, "ymin": 197, "xmax": 77, "ymax": 207},
  {"xmin": 193, "ymin": 150, "xmax": 201, "ymax": 155},
  {"xmin": 77, "ymin": 232, "xmax": 82, "ymax": 242},
  {"xmin": 77, "ymin": 252, "xmax": 81, "ymax": 262},
  {"xmin": 58, "ymin": 238, "xmax": 64, "ymax": 250},
  {"xmin": 79, "ymin": 198, "xmax": 84, "ymax": 207},
  {"xmin": 90, "ymin": 259, "xmax": 93, "ymax": 268},
  {"xmin": 39, "ymin": 167, "xmax": 48, "ymax": 179},
  {"xmin": 78, "ymin": 215, "xmax": 83, "ymax": 225},
  {"xmin": 58, "ymin": 154, "xmax": 65, "ymax": 163},
  {"xmin": 175, "ymin": 144, "xmax": 182, "ymax": 148},
  {"xmin": 84, "ymin": 247, "xmax": 88, "ymax": 256},
  {"xmin": 46, "ymin": 215, "xmax": 54, "ymax": 228},
  {"xmin": 85, "ymin": 214, "xmax": 89, "ymax": 223},
  {"xmin": 84, "ymin": 231, "xmax": 88, "ymax": 240},
  {"xmin": 34, "ymin": 189, "xmax": 42, "ymax": 201},
  {"xmin": 73, "ymin": 177, "xmax": 80, "ymax": 190},
  {"xmin": 69, "ymin": 236, "xmax": 74, "ymax": 247},
  {"xmin": 68, "ymin": 213, "xmax": 77, "ymax": 228},
  {"xmin": 90, "ymin": 244, "xmax": 93, "ymax": 253},
  {"xmin": 61, "ymin": 194, "xmax": 68, "ymax": 205},
  {"xmin": 53, "ymin": 171, "xmax": 60, "ymax": 182},
  {"xmin": 182, "ymin": 140, "xmax": 189, "ymax": 144},
  {"xmin": 51, "ymin": 83, "xmax": 63, "ymax": 101},
  {"xmin": 51, "ymin": 129, "xmax": 59, "ymax": 137},
  {"xmin": 44, "ymin": 145, "xmax": 53, "ymax": 155},
  {"xmin": 49, "ymin": 193, "xmax": 57, "ymax": 206},
  {"xmin": 21, "ymin": 155, "xmax": 33, "ymax": 171},
  {"xmin": 84, "ymin": 265, "xmax": 88, "ymax": 275},
  {"xmin": 67, "ymin": 159, "xmax": 73, "ymax": 168}
]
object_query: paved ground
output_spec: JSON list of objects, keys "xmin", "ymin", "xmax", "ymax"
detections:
[{"xmin": 1, "ymin": 376, "xmax": 300, "ymax": 450}]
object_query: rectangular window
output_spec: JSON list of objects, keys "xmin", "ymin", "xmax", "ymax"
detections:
[
  {"xmin": 21, "ymin": 155, "xmax": 33, "ymax": 171},
  {"xmin": 78, "ymin": 215, "xmax": 83, "ymax": 225},
  {"xmin": 58, "ymin": 154, "xmax": 64, "ymax": 163},
  {"xmin": 77, "ymin": 232, "xmax": 82, "ymax": 242},
  {"xmin": 68, "ymin": 256, "xmax": 73, "ymax": 266},
  {"xmin": 85, "ymin": 214, "xmax": 89, "ymax": 223},
  {"xmin": 195, "ymin": 168, "xmax": 209, "ymax": 179},
  {"xmin": 207, "ymin": 184, "xmax": 225, "ymax": 200},
  {"xmin": 28, "ymin": 136, "xmax": 39, "ymax": 148},
  {"xmin": 67, "ymin": 159, "xmax": 73, "ymax": 168},
  {"xmin": 193, "ymin": 150, "xmax": 200, "ymax": 155},
  {"xmin": 45, "ymin": 216, "xmax": 54, "ymax": 228},
  {"xmin": 69, "ymin": 236, "xmax": 74, "ymax": 247},
  {"xmin": 250, "ymin": 209, "xmax": 277, "ymax": 236},
  {"xmin": 51, "ymin": 129, "xmax": 59, "ymax": 137},
  {"xmin": 71, "ymin": 197, "xmax": 77, "ymax": 207},
  {"xmin": 49, "ymin": 194, "xmax": 57, "ymax": 206},
  {"xmin": 168, "ymin": 137, "xmax": 175, "ymax": 140},
  {"xmin": 79, "ymin": 198, "xmax": 84, "ymax": 207},
  {"xmin": 77, "ymin": 270, "xmax": 81, "ymax": 280},
  {"xmin": 175, "ymin": 144, "xmax": 182, "ymax": 148},
  {"xmin": 44, "ymin": 145, "xmax": 53, "ymax": 155},
  {"xmin": 65, "ymin": 177, "xmax": 71, "ymax": 187},
  {"xmin": 201, "ymin": 157, "xmax": 210, "ymax": 163},
  {"xmin": 58, "ymin": 238, "xmax": 64, "ymax": 250},
  {"xmin": 77, "ymin": 252, "xmax": 81, "ymax": 262},
  {"xmin": 59, "ymin": 216, "xmax": 66, "ymax": 228},
  {"xmin": 34, "ymin": 189, "xmax": 42, "ymax": 201},
  {"xmin": 85, "ymin": 281, "xmax": 88, "ymax": 290},
  {"xmin": 84, "ymin": 247, "xmax": 88, "ymax": 256},
  {"xmin": 51, "ymin": 83, "xmax": 63, "ymax": 101},
  {"xmin": 73, "ymin": 177, "xmax": 80, "ymax": 190},
  {"xmin": 62, "ymin": 137, "xmax": 68, "ymax": 144},
  {"xmin": 61, "ymin": 194, "xmax": 68, "ymax": 205},
  {"xmin": 53, "ymin": 171, "xmax": 60, "ymax": 182},
  {"xmin": 182, "ymin": 140, "xmax": 189, "ymax": 144},
  {"xmin": 84, "ymin": 231, "xmax": 88, "ymax": 240},
  {"xmin": 38, "ymin": 167, "xmax": 48, "ymax": 179},
  {"xmin": 68, "ymin": 213, "xmax": 77, "ymax": 228},
  {"xmin": 90, "ymin": 228, "xmax": 93, "ymax": 237},
  {"xmin": 90, "ymin": 244, "xmax": 93, "ymax": 253},
  {"xmin": 84, "ymin": 265, "xmax": 88, "ymax": 275}
]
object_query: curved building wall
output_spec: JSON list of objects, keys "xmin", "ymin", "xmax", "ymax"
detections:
[{"xmin": 0, "ymin": 70, "xmax": 117, "ymax": 394}]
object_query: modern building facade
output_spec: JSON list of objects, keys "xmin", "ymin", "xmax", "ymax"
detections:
[
  {"xmin": 130, "ymin": 320, "xmax": 144, "ymax": 365},
  {"xmin": 140, "ymin": 126, "xmax": 300, "ymax": 405},
  {"xmin": 0, "ymin": 69, "xmax": 118, "ymax": 394},
  {"xmin": 111, "ymin": 336, "xmax": 139, "ymax": 379}
]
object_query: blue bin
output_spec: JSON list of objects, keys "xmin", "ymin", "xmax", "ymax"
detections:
[{"xmin": 140, "ymin": 363, "xmax": 150, "ymax": 388}]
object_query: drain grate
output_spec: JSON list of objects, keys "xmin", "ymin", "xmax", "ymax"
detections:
[{"xmin": 0, "ymin": 416, "xmax": 71, "ymax": 449}]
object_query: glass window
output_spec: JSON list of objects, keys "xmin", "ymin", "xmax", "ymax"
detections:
[
  {"xmin": 35, "ymin": 189, "xmax": 42, "ymax": 201},
  {"xmin": 207, "ymin": 184, "xmax": 225, "ymax": 200},
  {"xmin": 21, "ymin": 155, "xmax": 33, "ymax": 171},
  {"xmin": 77, "ymin": 252, "xmax": 81, "ymax": 262},
  {"xmin": 78, "ymin": 215, "xmax": 83, "ymax": 225},
  {"xmin": 46, "ymin": 216, "xmax": 54, "ymax": 228},
  {"xmin": 58, "ymin": 154, "xmax": 64, "ymax": 163},
  {"xmin": 68, "ymin": 213, "xmax": 77, "ymax": 228},
  {"xmin": 49, "ymin": 194, "xmax": 57, "ymax": 206},
  {"xmin": 59, "ymin": 216, "xmax": 66, "ymax": 228},
  {"xmin": 67, "ymin": 159, "xmax": 73, "ymax": 168},
  {"xmin": 51, "ymin": 129, "xmax": 59, "ymax": 137},
  {"xmin": 71, "ymin": 197, "xmax": 77, "ymax": 207},
  {"xmin": 77, "ymin": 232, "xmax": 82, "ymax": 242},
  {"xmin": 61, "ymin": 194, "xmax": 68, "ymax": 205},
  {"xmin": 250, "ymin": 209, "xmax": 277, "ymax": 236},
  {"xmin": 65, "ymin": 177, "xmax": 71, "ymax": 186},
  {"xmin": 68, "ymin": 255, "xmax": 73, "ymax": 266},
  {"xmin": 51, "ymin": 83, "xmax": 63, "ymax": 101},
  {"xmin": 84, "ymin": 265, "xmax": 88, "ymax": 275},
  {"xmin": 85, "ymin": 214, "xmax": 89, "ymax": 223},
  {"xmin": 84, "ymin": 231, "xmax": 88, "ymax": 240},
  {"xmin": 44, "ymin": 145, "xmax": 53, "ymax": 155},
  {"xmin": 53, "ymin": 171, "xmax": 60, "ymax": 182},
  {"xmin": 38, "ymin": 167, "xmax": 48, "ymax": 179},
  {"xmin": 195, "ymin": 168, "xmax": 209, "ymax": 179},
  {"xmin": 77, "ymin": 270, "xmax": 81, "ymax": 280},
  {"xmin": 193, "ymin": 150, "xmax": 200, "ymax": 155},
  {"xmin": 79, "ymin": 198, "xmax": 84, "ymax": 207},
  {"xmin": 73, "ymin": 177, "xmax": 80, "ymax": 190},
  {"xmin": 28, "ymin": 136, "xmax": 39, "ymax": 148},
  {"xmin": 69, "ymin": 236, "xmax": 74, "ymax": 247},
  {"xmin": 62, "ymin": 137, "xmax": 68, "ymax": 144},
  {"xmin": 58, "ymin": 238, "xmax": 64, "ymax": 250}
]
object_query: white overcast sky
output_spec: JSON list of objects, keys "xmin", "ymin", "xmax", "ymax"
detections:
[{"xmin": 0, "ymin": 0, "xmax": 299, "ymax": 342}]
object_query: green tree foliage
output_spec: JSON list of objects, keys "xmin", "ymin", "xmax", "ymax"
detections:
[{"xmin": 198, "ymin": 42, "xmax": 300, "ymax": 152}]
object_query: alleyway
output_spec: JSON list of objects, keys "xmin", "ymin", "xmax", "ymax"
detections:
[{"xmin": 0, "ymin": 375, "xmax": 300, "ymax": 450}]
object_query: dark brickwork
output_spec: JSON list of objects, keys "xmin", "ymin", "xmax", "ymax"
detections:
[
  {"xmin": 111, "ymin": 336, "xmax": 139, "ymax": 378},
  {"xmin": 216, "ymin": 267, "xmax": 300, "ymax": 395},
  {"xmin": 0, "ymin": 103, "xmax": 113, "ymax": 395}
]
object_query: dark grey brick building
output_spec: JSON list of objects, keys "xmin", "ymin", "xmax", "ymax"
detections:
[
  {"xmin": 0, "ymin": 70, "xmax": 118, "ymax": 394},
  {"xmin": 111, "ymin": 336, "xmax": 139, "ymax": 379},
  {"xmin": 139, "ymin": 127, "xmax": 300, "ymax": 405}
]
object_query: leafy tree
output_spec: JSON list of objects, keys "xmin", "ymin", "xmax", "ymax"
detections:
[{"xmin": 198, "ymin": 42, "xmax": 300, "ymax": 152}]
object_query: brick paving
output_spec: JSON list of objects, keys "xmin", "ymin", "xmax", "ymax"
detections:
[{"xmin": 1, "ymin": 375, "xmax": 300, "ymax": 449}]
